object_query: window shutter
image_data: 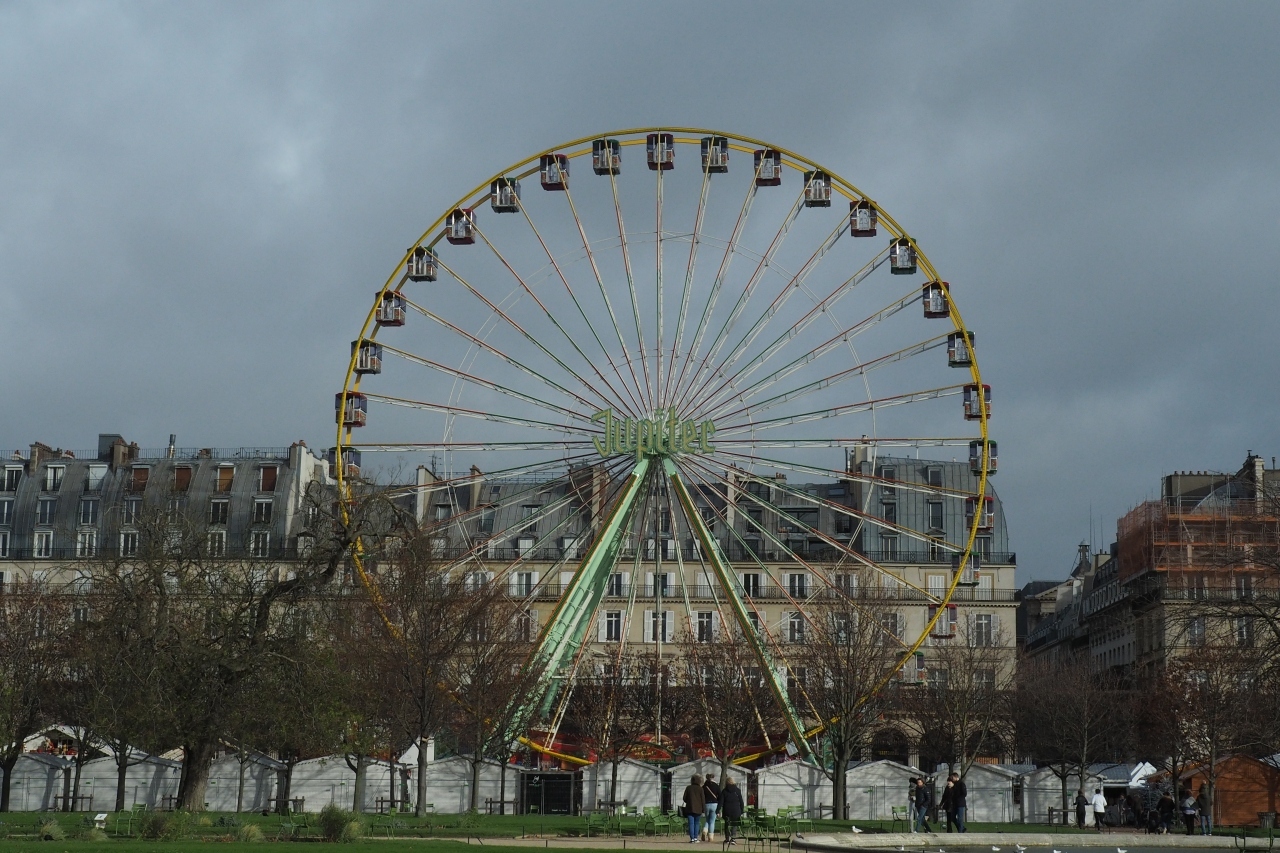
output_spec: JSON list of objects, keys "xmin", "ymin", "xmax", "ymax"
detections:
[
  {"xmin": 559, "ymin": 571, "xmax": 575, "ymax": 592},
  {"xmin": 643, "ymin": 610, "xmax": 654, "ymax": 642},
  {"xmin": 712, "ymin": 612, "xmax": 721, "ymax": 641},
  {"xmin": 597, "ymin": 615, "xmax": 609, "ymax": 643},
  {"xmin": 664, "ymin": 610, "xmax": 675, "ymax": 642}
]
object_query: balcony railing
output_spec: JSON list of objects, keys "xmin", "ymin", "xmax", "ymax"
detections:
[{"xmin": 507, "ymin": 582, "xmax": 1018, "ymax": 603}]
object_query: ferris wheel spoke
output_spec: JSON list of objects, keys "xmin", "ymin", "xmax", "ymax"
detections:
[
  {"xmin": 711, "ymin": 250, "xmax": 892, "ymax": 402},
  {"xmin": 513, "ymin": 198, "xmax": 648, "ymax": 417},
  {"xmin": 707, "ymin": 446, "xmax": 983, "ymax": 501},
  {"xmin": 364, "ymin": 392, "xmax": 599, "ymax": 437},
  {"xmin": 380, "ymin": 343, "xmax": 599, "ymax": 426},
  {"xmin": 559, "ymin": 185, "xmax": 650, "ymax": 413},
  {"xmin": 361, "ymin": 452, "xmax": 606, "ymax": 509},
  {"xmin": 714, "ymin": 385, "xmax": 966, "ymax": 437},
  {"xmin": 603, "ymin": 170, "xmax": 653, "ymax": 409},
  {"xmin": 705, "ymin": 334, "xmax": 948, "ymax": 425},
  {"xmin": 655, "ymin": 153, "xmax": 666, "ymax": 407},
  {"xmin": 662, "ymin": 168, "xmax": 712, "ymax": 407},
  {"xmin": 400, "ymin": 294, "xmax": 609, "ymax": 416},
  {"xmin": 434, "ymin": 257, "xmax": 628, "ymax": 415},
  {"xmin": 688, "ymin": 282, "xmax": 917, "ymax": 423},
  {"xmin": 707, "ymin": 436, "xmax": 975, "ymax": 449},
  {"xmin": 681, "ymin": 214, "xmax": 846, "ymax": 413},
  {"xmin": 672, "ymin": 183, "xmax": 807, "ymax": 415},
  {"xmin": 470, "ymin": 221, "xmax": 643, "ymax": 419},
  {"xmin": 668, "ymin": 169, "xmax": 761, "ymax": 411}
]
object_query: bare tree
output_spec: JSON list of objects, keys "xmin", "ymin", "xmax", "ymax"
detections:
[
  {"xmin": 565, "ymin": 655, "xmax": 651, "ymax": 806},
  {"xmin": 901, "ymin": 619, "xmax": 1014, "ymax": 776},
  {"xmin": 0, "ymin": 579, "xmax": 74, "ymax": 812},
  {"xmin": 797, "ymin": 590, "xmax": 901, "ymax": 820}
]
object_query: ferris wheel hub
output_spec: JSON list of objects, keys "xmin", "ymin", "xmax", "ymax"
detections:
[{"xmin": 590, "ymin": 406, "xmax": 716, "ymax": 460}]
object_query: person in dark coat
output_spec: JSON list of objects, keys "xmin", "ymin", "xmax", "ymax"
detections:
[
  {"xmin": 913, "ymin": 777, "xmax": 933, "ymax": 832},
  {"xmin": 703, "ymin": 772, "xmax": 722, "ymax": 840},
  {"xmin": 949, "ymin": 772, "xmax": 968, "ymax": 833},
  {"xmin": 1156, "ymin": 792, "xmax": 1176, "ymax": 834},
  {"xmin": 939, "ymin": 779, "xmax": 956, "ymax": 833},
  {"xmin": 720, "ymin": 776, "xmax": 745, "ymax": 845},
  {"xmin": 683, "ymin": 774, "xmax": 707, "ymax": 842},
  {"xmin": 1074, "ymin": 789, "xmax": 1088, "ymax": 829}
]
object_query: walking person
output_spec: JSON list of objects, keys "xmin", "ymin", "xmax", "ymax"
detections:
[
  {"xmin": 1156, "ymin": 791, "xmax": 1176, "ymax": 834},
  {"xmin": 1181, "ymin": 790, "xmax": 1198, "ymax": 836},
  {"xmin": 913, "ymin": 777, "xmax": 933, "ymax": 833},
  {"xmin": 1075, "ymin": 790, "xmax": 1089, "ymax": 829},
  {"xmin": 1196, "ymin": 785, "xmax": 1211, "ymax": 835},
  {"xmin": 1091, "ymin": 788, "xmax": 1108, "ymax": 832},
  {"xmin": 703, "ymin": 772, "xmax": 721, "ymax": 841},
  {"xmin": 721, "ymin": 776, "xmax": 745, "ymax": 846},
  {"xmin": 950, "ymin": 772, "xmax": 968, "ymax": 833},
  {"xmin": 939, "ymin": 779, "xmax": 956, "ymax": 833},
  {"xmin": 683, "ymin": 774, "xmax": 707, "ymax": 842}
]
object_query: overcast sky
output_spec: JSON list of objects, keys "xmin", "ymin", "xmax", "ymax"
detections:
[{"xmin": 2, "ymin": 2, "xmax": 1277, "ymax": 582}]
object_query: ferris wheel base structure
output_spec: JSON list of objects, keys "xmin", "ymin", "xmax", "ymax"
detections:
[{"xmin": 335, "ymin": 127, "xmax": 997, "ymax": 764}]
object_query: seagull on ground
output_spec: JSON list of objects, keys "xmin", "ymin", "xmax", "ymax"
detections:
[{"xmin": 1117, "ymin": 848, "xmax": 1128, "ymax": 853}]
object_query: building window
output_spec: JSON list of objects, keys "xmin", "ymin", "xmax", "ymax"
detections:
[
  {"xmin": 215, "ymin": 466, "xmax": 234, "ymax": 492},
  {"xmin": 0, "ymin": 498, "xmax": 11, "ymax": 525},
  {"xmin": 478, "ymin": 508, "xmax": 495, "ymax": 533},
  {"xmin": 926, "ymin": 466, "xmax": 943, "ymax": 488},
  {"xmin": 928, "ymin": 501, "xmax": 944, "ymax": 531},
  {"xmin": 0, "ymin": 531, "xmax": 8, "ymax": 558},
  {"xmin": 1188, "ymin": 616, "xmax": 1206, "ymax": 647},
  {"xmin": 37, "ymin": 497, "xmax": 58, "ymax": 525},
  {"xmin": 250, "ymin": 530, "xmax": 271, "ymax": 558},
  {"xmin": 209, "ymin": 499, "xmax": 229, "ymax": 525},
  {"xmin": 123, "ymin": 497, "xmax": 142, "ymax": 524},
  {"xmin": 881, "ymin": 502, "xmax": 897, "ymax": 525},
  {"xmin": 521, "ymin": 504, "xmax": 539, "ymax": 532},
  {"xmin": 129, "ymin": 467, "xmax": 149, "ymax": 492},
  {"xmin": 514, "ymin": 571, "xmax": 535, "ymax": 596},
  {"xmin": 699, "ymin": 505, "xmax": 717, "ymax": 529},
  {"xmin": 35, "ymin": 530, "xmax": 54, "ymax": 558},
  {"xmin": 878, "ymin": 612, "xmax": 902, "ymax": 644},
  {"xmin": 928, "ymin": 540, "xmax": 945, "ymax": 561},
  {"xmin": 516, "ymin": 610, "xmax": 536, "ymax": 642},
  {"xmin": 879, "ymin": 534, "xmax": 899, "ymax": 560},
  {"xmin": 878, "ymin": 466, "xmax": 896, "ymax": 496},
  {"xmin": 253, "ymin": 499, "xmax": 273, "ymax": 524},
  {"xmin": 696, "ymin": 611, "xmax": 715, "ymax": 642},
  {"xmin": 831, "ymin": 612, "xmax": 853, "ymax": 644},
  {"xmin": 167, "ymin": 497, "xmax": 186, "ymax": 523},
  {"xmin": 607, "ymin": 572, "xmax": 624, "ymax": 596},
  {"xmin": 119, "ymin": 532, "xmax": 138, "ymax": 557},
  {"xmin": 173, "ymin": 467, "xmax": 192, "ymax": 492},
  {"xmin": 787, "ymin": 667, "xmax": 807, "ymax": 691},
  {"xmin": 744, "ymin": 611, "xmax": 762, "ymax": 636},
  {"xmin": 745, "ymin": 480, "xmax": 770, "ymax": 501},
  {"xmin": 928, "ymin": 667, "xmax": 949, "ymax": 690},
  {"xmin": 652, "ymin": 573, "xmax": 671, "ymax": 596},
  {"xmin": 976, "ymin": 535, "xmax": 992, "ymax": 559},
  {"xmin": 86, "ymin": 464, "xmax": 107, "ymax": 492},
  {"xmin": 3, "ymin": 468, "xmax": 20, "ymax": 491},
  {"xmin": 1235, "ymin": 575, "xmax": 1254, "ymax": 599},
  {"xmin": 974, "ymin": 668, "xmax": 996, "ymax": 692},
  {"xmin": 972, "ymin": 613, "xmax": 994, "ymax": 647},
  {"xmin": 605, "ymin": 611, "xmax": 623, "ymax": 642},
  {"xmin": 788, "ymin": 611, "xmax": 805, "ymax": 643},
  {"xmin": 258, "ymin": 465, "xmax": 278, "ymax": 492},
  {"xmin": 433, "ymin": 504, "xmax": 451, "ymax": 521},
  {"xmin": 207, "ymin": 530, "xmax": 226, "ymax": 557},
  {"xmin": 79, "ymin": 498, "xmax": 99, "ymax": 526},
  {"xmin": 76, "ymin": 531, "xmax": 97, "ymax": 557},
  {"xmin": 741, "ymin": 572, "xmax": 761, "ymax": 597},
  {"xmin": 836, "ymin": 573, "xmax": 858, "ymax": 595},
  {"xmin": 44, "ymin": 466, "xmax": 64, "ymax": 491},
  {"xmin": 787, "ymin": 572, "xmax": 808, "ymax": 599},
  {"xmin": 1235, "ymin": 617, "xmax": 1254, "ymax": 647},
  {"xmin": 648, "ymin": 610, "xmax": 672, "ymax": 643}
]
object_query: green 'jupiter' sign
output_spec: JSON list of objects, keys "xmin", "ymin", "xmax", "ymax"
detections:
[{"xmin": 591, "ymin": 408, "xmax": 716, "ymax": 459}]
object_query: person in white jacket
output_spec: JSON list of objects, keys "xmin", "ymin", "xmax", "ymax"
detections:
[{"xmin": 1091, "ymin": 789, "xmax": 1108, "ymax": 831}]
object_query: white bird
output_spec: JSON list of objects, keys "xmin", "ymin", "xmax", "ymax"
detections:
[
  {"xmin": 1118, "ymin": 848, "xmax": 1128, "ymax": 853},
  {"xmin": 1016, "ymin": 845, "xmax": 1028, "ymax": 853},
  {"xmin": 1053, "ymin": 849, "xmax": 1063, "ymax": 853},
  {"xmin": 992, "ymin": 847, "xmax": 1001, "ymax": 851}
]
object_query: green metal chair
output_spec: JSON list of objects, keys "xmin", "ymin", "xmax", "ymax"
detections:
[
  {"xmin": 889, "ymin": 805, "xmax": 909, "ymax": 833},
  {"xmin": 643, "ymin": 806, "xmax": 673, "ymax": 837}
]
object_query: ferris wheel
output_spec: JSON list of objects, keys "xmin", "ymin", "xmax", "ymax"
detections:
[{"xmin": 335, "ymin": 128, "xmax": 994, "ymax": 756}]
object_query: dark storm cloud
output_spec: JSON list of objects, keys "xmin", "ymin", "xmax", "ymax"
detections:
[{"xmin": 2, "ymin": 1, "xmax": 1277, "ymax": 579}]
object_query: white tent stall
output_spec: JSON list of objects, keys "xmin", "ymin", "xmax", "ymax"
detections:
[
  {"xmin": 586, "ymin": 758, "xmax": 662, "ymax": 811},
  {"xmin": 844, "ymin": 760, "xmax": 920, "ymax": 821},
  {"xmin": 205, "ymin": 752, "xmax": 283, "ymax": 812},
  {"xmin": 951, "ymin": 763, "xmax": 1020, "ymax": 823},
  {"xmin": 5, "ymin": 754, "xmax": 69, "ymax": 811},
  {"xmin": 755, "ymin": 760, "xmax": 830, "ymax": 816},
  {"xmin": 669, "ymin": 758, "xmax": 749, "ymax": 794},
  {"xmin": 419, "ymin": 755, "xmax": 520, "ymax": 814},
  {"xmin": 288, "ymin": 756, "xmax": 397, "ymax": 812},
  {"xmin": 1019, "ymin": 765, "xmax": 1105, "ymax": 825},
  {"xmin": 79, "ymin": 754, "xmax": 180, "ymax": 810}
]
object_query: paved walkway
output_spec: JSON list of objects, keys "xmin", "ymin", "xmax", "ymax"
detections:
[{"xmin": 791, "ymin": 832, "xmax": 1243, "ymax": 850}]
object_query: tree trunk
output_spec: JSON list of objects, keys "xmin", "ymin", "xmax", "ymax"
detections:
[
  {"xmin": 832, "ymin": 745, "xmax": 852, "ymax": 820},
  {"xmin": 115, "ymin": 751, "xmax": 130, "ymax": 812},
  {"xmin": 352, "ymin": 756, "xmax": 367, "ymax": 813},
  {"xmin": 469, "ymin": 756, "xmax": 481, "ymax": 812},
  {"xmin": 610, "ymin": 759, "xmax": 620, "ymax": 806},
  {"xmin": 178, "ymin": 740, "xmax": 217, "ymax": 811},
  {"xmin": 415, "ymin": 741, "xmax": 429, "ymax": 818},
  {"xmin": 71, "ymin": 754, "xmax": 86, "ymax": 812},
  {"xmin": 236, "ymin": 752, "xmax": 246, "ymax": 813},
  {"xmin": 0, "ymin": 756, "xmax": 17, "ymax": 813}
]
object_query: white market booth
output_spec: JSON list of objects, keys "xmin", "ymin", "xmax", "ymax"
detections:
[{"xmin": 586, "ymin": 758, "xmax": 662, "ymax": 812}]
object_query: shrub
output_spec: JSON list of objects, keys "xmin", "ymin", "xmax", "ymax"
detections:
[
  {"xmin": 38, "ymin": 819, "xmax": 65, "ymax": 841},
  {"xmin": 340, "ymin": 819, "xmax": 365, "ymax": 843},
  {"xmin": 237, "ymin": 823, "xmax": 265, "ymax": 843},
  {"xmin": 319, "ymin": 803, "xmax": 355, "ymax": 842},
  {"xmin": 138, "ymin": 810, "xmax": 192, "ymax": 841},
  {"xmin": 80, "ymin": 828, "xmax": 109, "ymax": 842}
]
